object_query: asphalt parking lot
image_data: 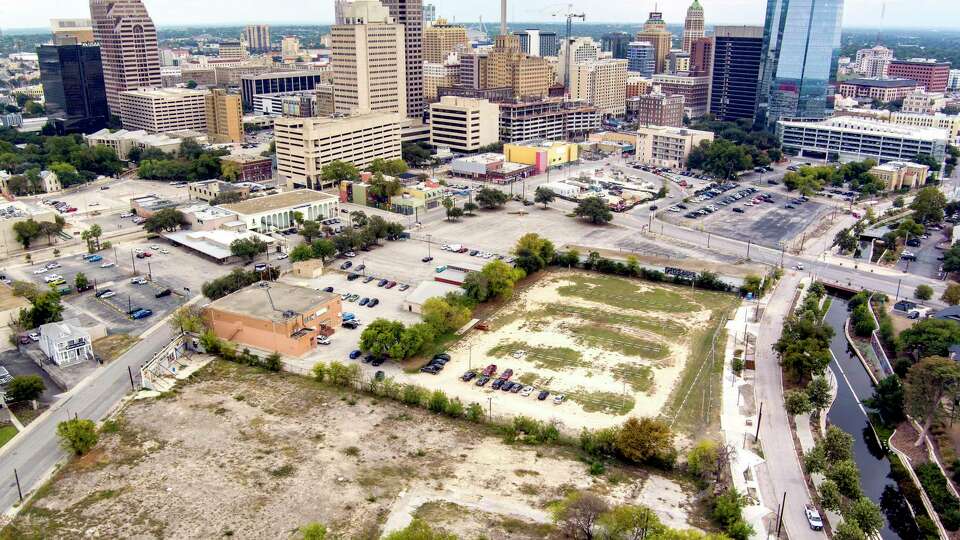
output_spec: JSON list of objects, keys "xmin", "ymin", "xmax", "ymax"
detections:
[
  {"xmin": 662, "ymin": 184, "xmax": 832, "ymax": 249},
  {"xmin": 896, "ymin": 227, "xmax": 951, "ymax": 280},
  {"xmin": 0, "ymin": 349, "xmax": 61, "ymax": 400}
]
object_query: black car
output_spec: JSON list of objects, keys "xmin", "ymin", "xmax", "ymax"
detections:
[
  {"xmin": 733, "ymin": 208, "xmax": 744, "ymax": 214},
  {"xmin": 359, "ymin": 297, "xmax": 370, "ymax": 306},
  {"xmin": 323, "ymin": 286, "xmax": 334, "ymax": 293},
  {"xmin": 347, "ymin": 273, "xmax": 360, "ymax": 281},
  {"xmin": 378, "ymin": 279, "xmax": 388, "ymax": 287},
  {"xmin": 340, "ymin": 261, "xmax": 353, "ymax": 270},
  {"xmin": 420, "ymin": 364, "xmax": 441, "ymax": 374},
  {"xmin": 363, "ymin": 355, "xmax": 374, "ymax": 364},
  {"xmin": 367, "ymin": 298, "xmax": 379, "ymax": 307},
  {"xmin": 434, "ymin": 353, "xmax": 451, "ymax": 362},
  {"xmin": 355, "ymin": 264, "xmax": 366, "ymax": 272},
  {"xmin": 422, "ymin": 256, "xmax": 434, "ymax": 263},
  {"xmin": 491, "ymin": 379, "xmax": 504, "ymax": 390},
  {"xmin": 537, "ymin": 390, "xmax": 550, "ymax": 401},
  {"xmin": 431, "ymin": 357, "xmax": 450, "ymax": 365},
  {"xmin": 476, "ymin": 375, "xmax": 490, "ymax": 386},
  {"xmin": 462, "ymin": 371, "xmax": 477, "ymax": 382},
  {"xmin": 371, "ymin": 357, "xmax": 385, "ymax": 367},
  {"xmin": 501, "ymin": 381, "xmax": 515, "ymax": 392},
  {"xmin": 155, "ymin": 288, "xmax": 172, "ymax": 298},
  {"xmin": 342, "ymin": 320, "xmax": 360, "ymax": 329},
  {"xmin": 510, "ymin": 383, "xmax": 522, "ymax": 393}
]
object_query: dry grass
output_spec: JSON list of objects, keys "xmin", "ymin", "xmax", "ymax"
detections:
[{"xmin": 92, "ymin": 334, "xmax": 140, "ymax": 362}]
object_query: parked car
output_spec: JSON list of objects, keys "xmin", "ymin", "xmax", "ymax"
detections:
[
  {"xmin": 340, "ymin": 261, "xmax": 353, "ymax": 270},
  {"xmin": 253, "ymin": 263, "xmax": 267, "ymax": 272},
  {"xmin": 155, "ymin": 288, "xmax": 172, "ymax": 298},
  {"xmin": 131, "ymin": 308, "xmax": 153, "ymax": 320},
  {"xmin": 420, "ymin": 364, "xmax": 442, "ymax": 374},
  {"xmin": 87, "ymin": 255, "xmax": 103, "ymax": 263},
  {"xmin": 520, "ymin": 386, "xmax": 534, "ymax": 397},
  {"xmin": 804, "ymin": 505, "xmax": 824, "ymax": 531},
  {"xmin": 323, "ymin": 286, "xmax": 335, "ymax": 293},
  {"xmin": 349, "ymin": 350, "xmax": 362, "ymax": 359},
  {"xmin": 317, "ymin": 335, "xmax": 331, "ymax": 345},
  {"xmin": 28, "ymin": 332, "xmax": 40, "ymax": 342},
  {"xmin": 359, "ymin": 297, "xmax": 370, "ymax": 306},
  {"xmin": 371, "ymin": 357, "xmax": 385, "ymax": 367},
  {"xmin": 342, "ymin": 320, "xmax": 360, "ymax": 329},
  {"xmin": 276, "ymin": 253, "xmax": 288, "ymax": 260},
  {"xmin": 398, "ymin": 284, "xmax": 410, "ymax": 291},
  {"xmin": 475, "ymin": 375, "xmax": 490, "ymax": 387},
  {"xmin": 537, "ymin": 390, "xmax": 550, "ymax": 401},
  {"xmin": 499, "ymin": 368, "xmax": 514, "ymax": 381},
  {"xmin": 482, "ymin": 364, "xmax": 497, "ymax": 377},
  {"xmin": 377, "ymin": 279, "xmax": 388, "ymax": 287},
  {"xmin": 385, "ymin": 281, "xmax": 397, "ymax": 289},
  {"xmin": 347, "ymin": 273, "xmax": 360, "ymax": 281},
  {"xmin": 422, "ymin": 256, "xmax": 434, "ymax": 263},
  {"xmin": 553, "ymin": 394, "xmax": 566, "ymax": 405},
  {"xmin": 462, "ymin": 371, "xmax": 477, "ymax": 382},
  {"xmin": 491, "ymin": 379, "xmax": 505, "ymax": 390},
  {"xmin": 367, "ymin": 298, "xmax": 379, "ymax": 307}
]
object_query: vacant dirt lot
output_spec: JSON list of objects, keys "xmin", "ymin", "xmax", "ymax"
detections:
[{"xmin": 2, "ymin": 361, "xmax": 703, "ymax": 539}]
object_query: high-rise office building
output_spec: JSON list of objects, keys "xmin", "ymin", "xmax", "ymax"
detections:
[
  {"xmin": 570, "ymin": 59, "xmax": 628, "ymax": 117},
  {"xmin": 205, "ymin": 89, "xmax": 243, "ymax": 143},
  {"xmin": 516, "ymin": 29, "xmax": 559, "ymax": 58},
  {"xmin": 89, "ymin": 0, "xmax": 161, "ymax": 117},
  {"xmin": 627, "ymin": 42, "xmax": 656, "ymax": 77},
  {"xmin": 219, "ymin": 41, "xmax": 246, "ymax": 61},
  {"xmin": 689, "ymin": 37, "xmax": 713, "ymax": 76},
  {"xmin": 854, "ymin": 46, "xmax": 893, "ymax": 78},
  {"xmin": 759, "ymin": 0, "xmax": 843, "ymax": 125},
  {"xmin": 682, "ymin": 1, "xmax": 705, "ymax": 53},
  {"xmin": 332, "ymin": 0, "xmax": 408, "ymax": 116},
  {"xmin": 281, "ymin": 36, "xmax": 301, "ymax": 62},
  {"xmin": 38, "ymin": 43, "xmax": 109, "ymax": 134},
  {"xmin": 335, "ymin": 0, "xmax": 352, "ymax": 24},
  {"xmin": 119, "ymin": 87, "xmax": 209, "ymax": 134},
  {"xmin": 423, "ymin": 19, "xmax": 468, "ymax": 63},
  {"xmin": 709, "ymin": 26, "xmax": 764, "ymax": 122},
  {"xmin": 423, "ymin": 3, "xmax": 436, "ymax": 24},
  {"xmin": 636, "ymin": 12, "xmax": 673, "ymax": 74},
  {"xmin": 602, "ymin": 32, "xmax": 632, "ymax": 60},
  {"xmin": 243, "ymin": 25, "xmax": 271, "ymax": 53},
  {"xmin": 888, "ymin": 59, "xmax": 951, "ymax": 93},
  {"xmin": 381, "ymin": 0, "xmax": 425, "ymax": 118},
  {"xmin": 50, "ymin": 19, "xmax": 95, "ymax": 45},
  {"xmin": 486, "ymin": 34, "xmax": 553, "ymax": 100},
  {"xmin": 652, "ymin": 74, "xmax": 710, "ymax": 118},
  {"xmin": 559, "ymin": 37, "xmax": 601, "ymax": 88}
]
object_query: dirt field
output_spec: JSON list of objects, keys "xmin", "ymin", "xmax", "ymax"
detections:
[
  {"xmin": 2, "ymin": 361, "xmax": 704, "ymax": 540},
  {"xmin": 422, "ymin": 271, "xmax": 739, "ymax": 436}
]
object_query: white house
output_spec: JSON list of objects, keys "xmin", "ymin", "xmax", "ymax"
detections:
[{"xmin": 39, "ymin": 319, "xmax": 94, "ymax": 367}]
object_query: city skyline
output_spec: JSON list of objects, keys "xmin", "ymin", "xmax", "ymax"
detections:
[{"xmin": 1, "ymin": 0, "xmax": 958, "ymax": 30}]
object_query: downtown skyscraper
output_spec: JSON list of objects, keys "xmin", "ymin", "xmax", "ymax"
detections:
[
  {"xmin": 89, "ymin": 0, "xmax": 161, "ymax": 118},
  {"xmin": 38, "ymin": 43, "xmax": 109, "ymax": 134},
  {"xmin": 758, "ymin": 0, "xmax": 844, "ymax": 125},
  {"xmin": 381, "ymin": 0, "xmax": 425, "ymax": 118}
]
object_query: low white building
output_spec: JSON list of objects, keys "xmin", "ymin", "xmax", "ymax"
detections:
[
  {"xmin": 219, "ymin": 189, "xmax": 340, "ymax": 233},
  {"xmin": 39, "ymin": 319, "xmax": 94, "ymax": 367},
  {"xmin": 402, "ymin": 281, "xmax": 463, "ymax": 314}
]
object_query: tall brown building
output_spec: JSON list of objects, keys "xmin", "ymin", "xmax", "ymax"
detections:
[
  {"xmin": 89, "ymin": 0, "xmax": 161, "ymax": 117},
  {"xmin": 681, "ymin": 0, "xmax": 705, "ymax": 53},
  {"xmin": 636, "ymin": 12, "xmax": 672, "ymax": 74},
  {"xmin": 205, "ymin": 89, "xmax": 243, "ymax": 143},
  {"xmin": 485, "ymin": 35, "xmax": 552, "ymax": 100},
  {"xmin": 381, "ymin": 0, "xmax": 425, "ymax": 118},
  {"xmin": 689, "ymin": 37, "xmax": 713, "ymax": 77},
  {"xmin": 423, "ymin": 19, "xmax": 468, "ymax": 63}
]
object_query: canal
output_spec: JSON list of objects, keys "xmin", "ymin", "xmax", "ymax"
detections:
[{"xmin": 823, "ymin": 297, "xmax": 920, "ymax": 540}]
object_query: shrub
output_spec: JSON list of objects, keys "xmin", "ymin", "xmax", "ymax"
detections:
[
  {"xmin": 402, "ymin": 384, "xmax": 427, "ymax": 406},
  {"xmin": 443, "ymin": 398, "xmax": 464, "ymax": 418},
  {"xmin": 311, "ymin": 363, "xmax": 327, "ymax": 383},
  {"xmin": 465, "ymin": 402, "xmax": 484, "ymax": 422},
  {"xmin": 4, "ymin": 375, "xmax": 45, "ymax": 403},
  {"xmin": 57, "ymin": 418, "xmax": 99, "ymax": 455},
  {"xmin": 264, "ymin": 352, "xmax": 282, "ymax": 372},
  {"xmin": 427, "ymin": 390, "xmax": 449, "ymax": 413}
]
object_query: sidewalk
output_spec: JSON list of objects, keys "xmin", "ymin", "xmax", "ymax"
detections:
[{"xmin": 795, "ymin": 368, "xmax": 842, "ymax": 530}]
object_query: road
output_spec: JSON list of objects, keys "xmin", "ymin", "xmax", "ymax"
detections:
[
  {"xmin": 0, "ymin": 322, "xmax": 175, "ymax": 515},
  {"xmin": 753, "ymin": 272, "xmax": 823, "ymax": 540}
]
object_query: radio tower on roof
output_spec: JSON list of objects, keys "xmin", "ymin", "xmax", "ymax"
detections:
[{"xmin": 500, "ymin": 0, "xmax": 507, "ymax": 35}]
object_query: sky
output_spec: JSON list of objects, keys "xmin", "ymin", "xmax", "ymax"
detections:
[{"xmin": 1, "ymin": 0, "xmax": 957, "ymax": 30}]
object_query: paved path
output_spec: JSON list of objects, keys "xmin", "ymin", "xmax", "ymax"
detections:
[
  {"xmin": 753, "ymin": 273, "xmax": 823, "ymax": 540},
  {"xmin": 0, "ymin": 320, "xmax": 175, "ymax": 516}
]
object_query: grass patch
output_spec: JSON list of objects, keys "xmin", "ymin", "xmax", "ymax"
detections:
[
  {"xmin": 569, "ymin": 324, "xmax": 668, "ymax": 360},
  {"xmin": 268, "ymin": 464, "xmax": 295, "ymax": 478},
  {"xmin": 539, "ymin": 304, "xmax": 687, "ymax": 338},
  {"xmin": 0, "ymin": 425, "xmax": 17, "ymax": 448},
  {"xmin": 567, "ymin": 389, "xmax": 635, "ymax": 415},
  {"xmin": 554, "ymin": 274, "xmax": 705, "ymax": 313},
  {"xmin": 488, "ymin": 341, "xmax": 587, "ymax": 372},
  {"xmin": 93, "ymin": 334, "xmax": 141, "ymax": 363},
  {"xmin": 517, "ymin": 372, "xmax": 541, "ymax": 386},
  {"xmin": 610, "ymin": 363, "xmax": 655, "ymax": 393},
  {"xmin": 661, "ymin": 320, "xmax": 731, "ymax": 435},
  {"xmin": 497, "ymin": 516, "xmax": 556, "ymax": 537}
]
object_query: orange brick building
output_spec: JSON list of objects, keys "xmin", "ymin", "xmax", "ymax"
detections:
[{"xmin": 203, "ymin": 282, "xmax": 341, "ymax": 357}]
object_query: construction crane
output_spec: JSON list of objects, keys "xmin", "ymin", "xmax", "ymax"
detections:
[{"xmin": 553, "ymin": 4, "xmax": 586, "ymax": 91}]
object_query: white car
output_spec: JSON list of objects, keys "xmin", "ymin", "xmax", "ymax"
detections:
[
  {"xmin": 804, "ymin": 505, "xmax": 824, "ymax": 531},
  {"xmin": 150, "ymin": 245, "xmax": 160, "ymax": 250},
  {"xmin": 100, "ymin": 262, "xmax": 116, "ymax": 268},
  {"xmin": 43, "ymin": 274, "xmax": 63, "ymax": 283},
  {"xmin": 28, "ymin": 332, "xmax": 40, "ymax": 342},
  {"xmin": 276, "ymin": 253, "xmax": 289, "ymax": 260},
  {"xmin": 553, "ymin": 394, "xmax": 566, "ymax": 405},
  {"xmin": 33, "ymin": 268, "xmax": 47, "ymax": 275},
  {"xmin": 317, "ymin": 336, "xmax": 331, "ymax": 345},
  {"xmin": 520, "ymin": 386, "xmax": 534, "ymax": 397},
  {"xmin": 511, "ymin": 350, "xmax": 525, "ymax": 359},
  {"xmin": 159, "ymin": 248, "xmax": 170, "ymax": 254},
  {"xmin": 344, "ymin": 251, "xmax": 357, "ymax": 258},
  {"xmin": 120, "ymin": 212, "xmax": 133, "ymax": 218},
  {"xmin": 46, "ymin": 262, "xmax": 61, "ymax": 269},
  {"xmin": 99, "ymin": 291, "xmax": 116, "ymax": 299},
  {"xmin": 131, "ymin": 277, "xmax": 148, "ymax": 285}
]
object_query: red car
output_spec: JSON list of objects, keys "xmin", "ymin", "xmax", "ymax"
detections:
[
  {"xmin": 143, "ymin": 251, "xmax": 152, "ymax": 257},
  {"xmin": 482, "ymin": 364, "xmax": 497, "ymax": 377},
  {"xmin": 385, "ymin": 281, "xmax": 397, "ymax": 289},
  {"xmin": 499, "ymin": 368, "xmax": 514, "ymax": 381}
]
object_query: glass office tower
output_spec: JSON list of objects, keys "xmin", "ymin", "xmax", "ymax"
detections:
[
  {"xmin": 38, "ymin": 44, "xmax": 109, "ymax": 134},
  {"xmin": 758, "ymin": 0, "xmax": 844, "ymax": 126}
]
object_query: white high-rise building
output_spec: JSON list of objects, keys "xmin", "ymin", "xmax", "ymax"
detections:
[
  {"xmin": 948, "ymin": 69, "xmax": 960, "ymax": 91},
  {"xmin": 854, "ymin": 45, "xmax": 894, "ymax": 78},
  {"xmin": 331, "ymin": 0, "xmax": 408, "ymax": 116},
  {"xmin": 558, "ymin": 37, "xmax": 601, "ymax": 87},
  {"xmin": 570, "ymin": 59, "xmax": 628, "ymax": 117}
]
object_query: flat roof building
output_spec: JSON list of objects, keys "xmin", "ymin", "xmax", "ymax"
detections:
[
  {"xmin": 837, "ymin": 78, "xmax": 923, "ymax": 102},
  {"xmin": 165, "ymin": 228, "xmax": 274, "ymax": 262},
  {"xmin": 84, "ymin": 128, "xmax": 207, "ymax": 160},
  {"xmin": 778, "ymin": 116, "xmax": 949, "ymax": 164},
  {"xmin": 504, "ymin": 140, "xmax": 579, "ymax": 173},
  {"xmin": 274, "ymin": 112, "xmax": 404, "ymax": 190},
  {"xmin": 498, "ymin": 98, "xmax": 600, "ymax": 144},
  {"xmin": 429, "ymin": 96, "xmax": 500, "ymax": 153},
  {"xmin": 240, "ymin": 70, "xmax": 326, "ymax": 110},
  {"xmin": 888, "ymin": 59, "xmax": 951, "ymax": 93},
  {"xmin": 119, "ymin": 87, "xmax": 209, "ymax": 134},
  {"xmin": 635, "ymin": 125, "xmax": 714, "ymax": 169},
  {"xmin": 448, "ymin": 152, "xmax": 534, "ymax": 183},
  {"xmin": 221, "ymin": 154, "xmax": 274, "ymax": 182},
  {"xmin": 220, "ymin": 189, "xmax": 340, "ymax": 233},
  {"xmin": 868, "ymin": 161, "xmax": 929, "ymax": 191},
  {"xmin": 570, "ymin": 59, "xmax": 629, "ymax": 117},
  {"xmin": 203, "ymin": 281, "xmax": 342, "ymax": 357}
]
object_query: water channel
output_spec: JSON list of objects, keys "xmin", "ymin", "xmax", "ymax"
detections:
[{"xmin": 823, "ymin": 296, "xmax": 920, "ymax": 540}]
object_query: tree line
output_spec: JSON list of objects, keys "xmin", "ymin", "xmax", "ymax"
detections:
[{"xmin": 0, "ymin": 130, "xmax": 124, "ymax": 189}]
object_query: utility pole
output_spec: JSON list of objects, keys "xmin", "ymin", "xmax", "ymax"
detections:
[
  {"xmin": 755, "ymin": 402, "xmax": 763, "ymax": 442},
  {"xmin": 487, "ymin": 397, "xmax": 493, "ymax": 422},
  {"xmin": 128, "ymin": 366, "xmax": 136, "ymax": 390},
  {"xmin": 776, "ymin": 491, "xmax": 787, "ymax": 537},
  {"xmin": 746, "ymin": 239, "xmax": 752, "ymax": 260},
  {"xmin": 13, "ymin": 469, "xmax": 22, "ymax": 502}
]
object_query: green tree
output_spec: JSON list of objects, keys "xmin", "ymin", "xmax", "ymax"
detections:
[
  {"xmin": 446, "ymin": 206, "xmax": 464, "ymax": 221},
  {"xmin": 834, "ymin": 521, "xmax": 867, "ymax": 540},
  {"xmin": 289, "ymin": 244, "xmax": 314, "ymax": 262},
  {"xmin": 915, "ymin": 284, "xmax": 934, "ymax": 300},
  {"xmin": 865, "ymin": 375, "xmax": 905, "ymax": 425},
  {"xmin": 368, "ymin": 158, "xmax": 409, "ymax": 177},
  {"xmin": 320, "ymin": 160, "xmax": 359, "ymax": 185},
  {"xmin": 686, "ymin": 439, "xmax": 719, "ymax": 482},
  {"xmin": 615, "ymin": 417, "xmax": 674, "ymax": 465},
  {"xmin": 350, "ymin": 210, "xmax": 368, "ymax": 229},
  {"xmin": 4, "ymin": 375, "xmax": 45, "ymax": 402},
  {"xmin": 784, "ymin": 389, "xmax": 812, "ymax": 415},
  {"xmin": 358, "ymin": 319, "xmax": 405, "ymax": 357},
  {"xmin": 48, "ymin": 161, "xmax": 81, "ymax": 187},
  {"xmin": 599, "ymin": 504, "xmax": 664, "ymax": 540},
  {"xmin": 463, "ymin": 260, "xmax": 526, "ymax": 302},
  {"xmin": 13, "ymin": 218, "xmax": 41, "ymax": 248},
  {"xmin": 552, "ymin": 490, "xmax": 609, "ymax": 540},
  {"xmin": 573, "ymin": 196, "xmax": 613, "ymax": 225},
  {"xmin": 311, "ymin": 239, "xmax": 336, "ymax": 261},
  {"xmin": 170, "ymin": 304, "xmax": 206, "ymax": 334},
  {"xmin": 847, "ymin": 497, "xmax": 884, "ymax": 536},
  {"xmin": 421, "ymin": 297, "xmax": 470, "ymax": 334},
  {"xmin": 806, "ymin": 376, "xmax": 832, "ymax": 414},
  {"xmin": 905, "ymin": 356, "xmax": 960, "ymax": 446},
  {"xmin": 463, "ymin": 201, "xmax": 478, "ymax": 215},
  {"xmin": 943, "ymin": 282, "xmax": 960, "ymax": 306},
  {"xmin": 687, "ymin": 139, "xmax": 754, "ymax": 179},
  {"xmin": 910, "ymin": 186, "xmax": 948, "ymax": 223},
  {"xmin": 475, "ymin": 187, "xmax": 509, "ymax": 209},
  {"xmin": 143, "ymin": 208, "xmax": 187, "ymax": 233},
  {"xmin": 898, "ymin": 319, "xmax": 960, "ymax": 358},
  {"xmin": 942, "ymin": 243, "xmax": 960, "ymax": 273},
  {"xmin": 534, "ymin": 186, "xmax": 556, "ymax": 208},
  {"xmin": 74, "ymin": 272, "xmax": 89, "ymax": 291},
  {"xmin": 19, "ymin": 290, "xmax": 64, "ymax": 328},
  {"xmin": 56, "ymin": 418, "xmax": 99, "ymax": 455},
  {"xmin": 229, "ymin": 237, "xmax": 268, "ymax": 263},
  {"xmin": 513, "ymin": 233, "xmax": 556, "ymax": 274}
]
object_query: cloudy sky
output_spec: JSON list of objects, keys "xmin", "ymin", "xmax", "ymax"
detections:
[{"xmin": 1, "ymin": 0, "xmax": 955, "ymax": 29}]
